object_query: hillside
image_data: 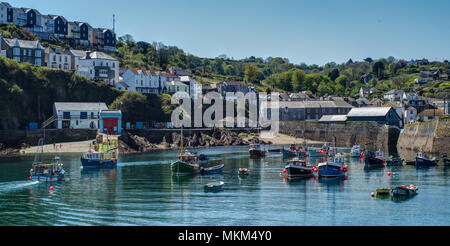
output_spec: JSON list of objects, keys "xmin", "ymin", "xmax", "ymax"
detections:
[{"xmin": 0, "ymin": 57, "xmax": 174, "ymax": 130}]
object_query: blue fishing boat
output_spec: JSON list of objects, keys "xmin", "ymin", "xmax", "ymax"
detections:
[
  {"xmin": 200, "ymin": 164, "xmax": 224, "ymax": 175},
  {"xmin": 415, "ymin": 152, "xmax": 438, "ymax": 167},
  {"xmin": 81, "ymin": 152, "xmax": 118, "ymax": 168},
  {"xmin": 318, "ymin": 153, "xmax": 347, "ymax": 178},
  {"xmin": 30, "ymin": 157, "xmax": 66, "ymax": 182},
  {"xmin": 29, "ymin": 138, "xmax": 66, "ymax": 182},
  {"xmin": 308, "ymin": 144, "xmax": 329, "ymax": 157},
  {"xmin": 363, "ymin": 150, "xmax": 385, "ymax": 167}
]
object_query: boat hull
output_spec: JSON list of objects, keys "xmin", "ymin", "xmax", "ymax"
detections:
[
  {"xmin": 81, "ymin": 158, "xmax": 117, "ymax": 168},
  {"xmin": 171, "ymin": 161, "xmax": 200, "ymax": 175},
  {"xmin": 318, "ymin": 164, "xmax": 345, "ymax": 178},
  {"xmin": 200, "ymin": 164, "xmax": 224, "ymax": 175},
  {"xmin": 308, "ymin": 150, "xmax": 326, "ymax": 157},
  {"xmin": 204, "ymin": 182, "xmax": 224, "ymax": 192},
  {"xmin": 364, "ymin": 157, "xmax": 385, "ymax": 166},
  {"xmin": 391, "ymin": 187, "xmax": 418, "ymax": 197},
  {"xmin": 415, "ymin": 157, "xmax": 438, "ymax": 167},
  {"xmin": 31, "ymin": 171, "xmax": 66, "ymax": 182},
  {"xmin": 249, "ymin": 150, "xmax": 266, "ymax": 158},
  {"xmin": 285, "ymin": 165, "xmax": 314, "ymax": 179}
]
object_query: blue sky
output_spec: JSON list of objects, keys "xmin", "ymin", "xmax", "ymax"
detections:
[{"xmin": 10, "ymin": 0, "xmax": 450, "ymax": 65}]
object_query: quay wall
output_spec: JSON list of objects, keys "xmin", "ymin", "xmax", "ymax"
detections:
[
  {"xmin": 397, "ymin": 116, "xmax": 450, "ymax": 154},
  {"xmin": 280, "ymin": 121, "xmax": 400, "ymax": 151},
  {"xmin": 0, "ymin": 129, "xmax": 98, "ymax": 148}
]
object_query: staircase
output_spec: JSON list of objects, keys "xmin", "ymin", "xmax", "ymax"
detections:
[{"xmin": 41, "ymin": 115, "xmax": 56, "ymax": 129}]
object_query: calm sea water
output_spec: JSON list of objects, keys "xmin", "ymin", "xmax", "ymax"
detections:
[{"xmin": 0, "ymin": 146, "xmax": 449, "ymax": 226}]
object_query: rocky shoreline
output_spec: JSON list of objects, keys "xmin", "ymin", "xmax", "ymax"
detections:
[{"xmin": 118, "ymin": 128, "xmax": 270, "ymax": 155}]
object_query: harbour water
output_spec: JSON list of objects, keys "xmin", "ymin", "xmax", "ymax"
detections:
[{"xmin": 0, "ymin": 145, "xmax": 449, "ymax": 226}]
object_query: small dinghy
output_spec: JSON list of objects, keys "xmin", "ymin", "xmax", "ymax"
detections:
[
  {"xmin": 238, "ymin": 168, "xmax": 249, "ymax": 175},
  {"xmin": 386, "ymin": 156, "xmax": 404, "ymax": 166},
  {"xmin": 200, "ymin": 164, "xmax": 224, "ymax": 175},
  {"xmin": 390, "ymin": 185, "xmax": 418, "ymax": 197},
  {"xmin": 204, "ymin": 181, "xmax": 224, "ymax": 193},
  {"xmin": 376, "ymin": 188, "xmax": 391, "ymax": 195}
]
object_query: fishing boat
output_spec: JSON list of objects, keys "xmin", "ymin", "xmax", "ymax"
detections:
[
  {"xmin": 363, "ymin": 150, "xmax": 386, "ymax": 166},
  {"xmin": 318, "ymin": 153, "xmax": 348, "ymax": 178},
  {"xmin": 390, "ymin": 185, "xmax": 418, "ymax": 197},
  {"xmin": 282, "ymin": 158, "xmax": 315, "ymax": 179},
  {"xmin": 386, "ymin": 156, "xmax": 403, "ymax": 166},
  {"xmin": 308, "ymin": 144, "xmax": 330, "ymax": 157},
  {"xmin": 204, "ymin": 181, "xmax": 225, "ymax": 192},
  {"xmin": 238, "ymin": 168, "xmax": 250, "ymax": 175},
  {"xmin": 200, "ymin": 164, "xmax": 224, "ymax": 175},
  {"xmin": 249, "ymin": 144, "xmax": 266, "ymax": 158},
  {"xmin": 29, "ymin": 138, "xmax": 66, "ymax": 182},
  {"xmin": 415, "ymin": 152, "xmax": 438, "ymax": 167},
  {"xmin": 350, "ymin": 145, "xmax": 364, "ymax": 158},
  {"xmin": 171, "ymin": 126, "xmax": 202, "ymax": 176},
  {"xmin": 30, "ymin": 156, "xmax": 66, "ymax": 182},
  {"xmin": 283, "ymin": 145, "xmax": 307, "ymax": 158}
]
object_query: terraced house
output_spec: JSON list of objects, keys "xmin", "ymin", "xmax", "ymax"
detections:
[
  {"xmin": 2, "ymin": 37, "xmax": 43, "ymax": 66},
  {"xmin": 1, "ymin": 2, "xmax": 116, "ymax": 51}
]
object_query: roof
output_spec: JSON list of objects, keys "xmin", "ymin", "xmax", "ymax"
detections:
[
  {"xmin": 84, "ymin": 51, "xmax": 116, "ymax": 60},
  {"xmin": 383, "ymin": 101, "xmax": 401, "ymax": 108},
  {"xmin": 166, "ymin": 81, "xmax": 188, "ymax": 87},
  {"xmin": 0, "ymin": 2, "xmax": 12, "ymax": 7},
  {"xmin": 69, "ymin": 49, "xmax": 89, "ymax": 58},
  {"xmin": 347, "ymin": 107, "xmax": 392, "ymax": 118},
  {"xmin": 319, "ymin": 115, "xmax": 348, "ymax": 122},
  {"xmin": 418, "ymin": 109, "xmax": 444, "ymax": 117},
  {"xmin": 3, "ymin": 38, "xmax": 41, "ymax": 49},
  {"xmin": 275, "ymin": 100, "xmax": 353, "ymax": 109},
  {"xmin": 385, "ymin": 89, "xmax": 404, "ymax": 95},
  {"xmin": 54, "ymin": 102, "xmax": 108, "ymax": 112}
]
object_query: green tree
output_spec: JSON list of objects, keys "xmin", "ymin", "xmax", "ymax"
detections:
[
  {"xmin": 291, "ymin": 69, "xmax": 306, "ymax": 91},
  {"xmin": 328, "ymin": 68, "xmax": 340, "ymax": 82},
  {"xmin": 373, "ymin": 61, "xmax": 385, "ymax": 79},
  {"xmin": 244, "ymin": 64, "xmax": 259, "ymax": 83}
]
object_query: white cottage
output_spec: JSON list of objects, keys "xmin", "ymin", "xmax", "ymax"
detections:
[{"xmin": 53, "ymin": 102, "xmax": 108, "ymax": 129}]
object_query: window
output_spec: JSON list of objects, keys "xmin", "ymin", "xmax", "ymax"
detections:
[
  {"xmin": 13, "ymin": 48, "xmax": 20, "ymax": 55},
  {"xmin": 35, "ymin": 58, "xmax": 41, "ymax": 66},
  {"xmin": 80, "ymin": 112, "xmax": 88, "ymax": 119},
  {"xmin": 63, "ymin": 112, "xmax": 70, "ymax": 119}
]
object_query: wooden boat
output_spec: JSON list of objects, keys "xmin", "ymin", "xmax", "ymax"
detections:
[
  {"xmin": 318, "ymin": 153, "xmax": 347, "ymax": 178},
  {"xmin": 350, "ymin": 145, "xmax": 364, "ymax": 158},
  {"xmin": 282, "ymin": 158, "xmax": 315, "ymax": 179},
  {"xmin": 386, "ymin": 156, "xmax": 403, "ymax": 166},
  {"xmin": 363, "ymin": 150, "xmax": 386, "ymax": 166},
  {"xmin": 200, "ymin": 164, "xmax": 224, "ymax": 175},
  {"xmin": 249, "ymin": 144, "xmax": 266, "ymax": 158},
  {"xmin": 415, "ymin": 152, "xmax": 438, "ymax": 167},
  {"xmin": 390, "ymin": 185, "xmax": 418, "ymax": 197},
  {"xmin": 376, "ymin": 188, "xmax": 391, "ymax": 195},
  {"xmin": 238, "ymin": 168, "xmax": 249, "ymax": 175},
  {"xmin": 171, "ymin": 126, "xmax": 202, "ymax": 176},
  {"xmin": 204, "ymin": 181, "xmax": 224, "ymax": 192}
]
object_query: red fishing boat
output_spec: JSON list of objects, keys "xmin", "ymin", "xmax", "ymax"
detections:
[{"xmin": 249, "ymin": 144, "xmax": 266, "ymax": 158}]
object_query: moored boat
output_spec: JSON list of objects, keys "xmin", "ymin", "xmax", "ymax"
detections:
[
  {"xmin": 350, "ymin": 145, "xmax": 364, "ymax": 158},
  {"xmin": 363, "ymin": 150, "xmax": 386, "ymax": 166},
  {"xmin": 282, "ymin": 158, "xmax": 316, "ymax": 179},
  {"xmin": 390, "ymin": 185, "xmax": 418, "ymax": 197},
  {"xmin": 386, "ymin": 156, "xmax": 403, "ymax": 166},
  {"xmin": 200, "ymin": 164, "xmax": 224, "ymax": 175},
  {"xmin": 204, "ymin": 181, "xmax": 225, "ymax": 192},
  {"xmin": 81, "ymin": 152, "xmax": 117, "ymax": 168},
  {"xmin": 415, "ymin": 152, "xmax": 438, "ymax": 167},
  {"xmin": 376, "ymin": 188, "xmax": 391, "ymax": 195},
  {"xmin": 171, "ymin": 126, "xmax": 203, "ymax": 176},
  {"xmin": 238, "ymin": 168, "xmax": 250, "ymax": 175},
  {"xmin": 318, "ymin": 153, "xmax": 347, "ymax": 178},
  {"xmin": 249, "ymin": 144, "xmax": 266, "ymax": 158}
]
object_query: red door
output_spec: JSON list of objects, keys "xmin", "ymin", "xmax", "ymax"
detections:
[{"xmin": 103, "ymin": 118, "xmax": 118, "ymax": 133}]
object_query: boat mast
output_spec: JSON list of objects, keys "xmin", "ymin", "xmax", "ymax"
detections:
[{"xmin": 180, "ymin": 125, "xmax": 184, "ymax": 161}]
